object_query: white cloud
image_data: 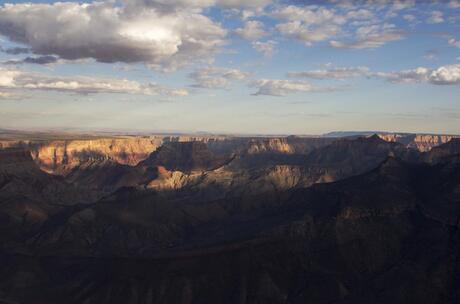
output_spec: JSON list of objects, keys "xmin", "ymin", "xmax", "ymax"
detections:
[
  {"xmin": 330, "ymin": 24, "xmax": 404, "ymax": 49},
  {"xmin": 0, "ymin": 91, "xmax": 21, "ymax": 100},
  {"xmin": 427, "ymin": 11, "xmax": 444, "ymax": 24},
  {"xmin": 272, "ymin": 5, "xmax": 346, "ymax": 25},
  {"xmin": 0, "ymin": 1, "xmax": 227, "ymax": 71},
  {"xmin": 276, "ymin": 21, "xmax": 340, "ymax": 45},
  {"xmin": 371, "ymin": 64, "xmax": 460, "ymax": 85},
  {"xmin": 252, "ymin": 40, "xmax": 277, "ymax": 57},
  {"xmin": 272, "ymin": 4, "xmax": 404, "ymax": 49},
  {"xmin": 0, "ymin": 67, "xmax": 188, "ymax": 96},
  {"xmin": 429, "ymin": 64, "xmax": 460, "ymax": 85},
  {"xmin": 448, "ymin": 38, "xmax": 460, "ymax": 48},
  {"xmin": 448, "ymin": 1, "xmax": 460, "ymax": 9},
  {"xmin": 403, "ymin": 14, "xmax": 416, "ymax": 22},
  {"xmin": 235, "ymin": 21, "xmax": 266, "ymax": 40},
  {"xmin": 288, "ymin": 66, "xmax": 370, "ymax": 80},
  {"xmin": 189, "ymin": 66, "xmax": 249, "ymax": 89},
  {"xmin": 125, "ymin": 0, "xmax": 272, "ymax": 11},
  {"xmin": 250, "ymin": 79, "xmax": 336, "ymax": 96},
  {"xmin": 251, "ymin": 79, "xmax": 314, "ymax": 96},
  {"xmin": 390, "ymin": 0, "xmax": 416, "ymax": 11},
  {"xmin": 273, "ymin": 5, "xmax": 344, "ymax": 45}
]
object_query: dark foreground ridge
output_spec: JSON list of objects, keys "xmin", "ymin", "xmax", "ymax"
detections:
[{"xmin": 0, "ymin": 136, "xmax": 459, "ymax": 304}]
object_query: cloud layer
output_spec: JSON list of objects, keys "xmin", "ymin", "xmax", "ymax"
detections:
[
  {"xmin": 250, "ymin": 79, "xmax": 336, "ymax": 96},
  {"xmin": 288, "ymin": 67, "xmax": 370, "ymax": 80},
  {"xmin": 372, "ymin": 64, "xmax": 460, "ymax": 85},
  {"xmin": 189, "ymin": 67, "xmax": 250, "ymax": 89},
  {"xmin": 0, "ymin": 68, "xmax": 188, "ymax": 97}
]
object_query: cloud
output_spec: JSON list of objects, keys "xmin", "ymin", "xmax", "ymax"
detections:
[
  {"xmin": 1, "ymin": 46, "xmax": 30, "ymax": 55},
  {"xmin": 427, "ymin": 11, "xmax": 444, "ymax": 24},
  {"xmin": 125, "ymin": 0, "xmax": 272, "ymax": 11},
  {"xmin": 252, "ymin": 40, "xmax": 277, "ymax": 57},
  {"xmin": 3, "ymin": 55, "xmax": 59, "ymax": 65},
  {"xmin": 0, "ymin": 90, "xmax": 23, "ymax": 100},
  {"xmin": 403, "ymin": 14, "xmax": 416, "ymax": 22},
  {"xmin": 277, "ymin": 21, "xmax": 340, "ymax": 45},
  {"xmin": 0, "ymin": 67, "xmax": 188, "ymax": 96},
  {"xmin": 288, "ymin": 66, "xmax": 369, "ymax": 80},
  {"xmin": 429, "ymin": 64, "xmax": 460, "ymax": 85},
  {"xmin": 189, "ymin": 66, "xmax": 250, "ymax": 89},
  {"xmin": 272, "ymin": 4, "xmax": 404, "ymax": 49},
  {"xmin": 371, "ymin": 64, "xmax": 460, "ymax": 85},
  {"xmin": 448, "ymin": 38, "xmax": 460, "ymax": 48},
  {"xmin": 250, "ymin": 79, "xmax": 336, "ymax": 96},
  {"xmin": 389, "ymin": 0, "xmax": 416, "ymax": 11},
  {"xmin": 0, "ymin": 1, "xmax": 227, "ymax": 71},
  {"xmin": 423, "ymin": 50, "xmax": 438, "ymax": 61},
  {"xmin": 234, "ymin": 21, "xmax": 266, "ymax": 40},
  {"xmin": 448, "ymin": 1, "xmax": 460, "ymax": 9},
  {"xmin": 330, "ymin": 24, "xmax": 404, "ymax": 49},
  {"xmin": 272, "ymin": 5, "xmax": 346, "ymax": 45}
]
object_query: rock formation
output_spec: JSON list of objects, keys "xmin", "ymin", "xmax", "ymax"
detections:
[{"xmin": 1, "ymin": 132, "xmax": 460, "ymax": 304}]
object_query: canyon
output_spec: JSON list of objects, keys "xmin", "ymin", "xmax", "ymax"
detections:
[
  {"xmin": 0, "ymin": 131, "xmax": 459, "ymax": 304},
  {"xmin": 1, "ymin": 131, "xmax": 456, "ymax": 176}
]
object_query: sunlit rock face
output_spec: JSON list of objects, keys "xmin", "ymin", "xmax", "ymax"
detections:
[
  {"xmin": 3, "ymin": 133, "xmax": 455, "ymax": 179},
  {"xmin": 377, "ymin": 133, "xmax": 458, "ymax": 152},
  {"xmin": 424, "ymin": 138, "xmax": 460, "ymax": 163},
  {"xmin": 31, "ymin": 137, "xmax": 165, "ymax": 175},
  {"xmin": 28, "ymin": 136, "xmax": 240, "ymax": 175},
  {"xmin": 246, "ymin": 136, "xmax": 335, "ymax": 155}
]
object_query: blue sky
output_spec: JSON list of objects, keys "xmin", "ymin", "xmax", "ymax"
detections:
[{"xmin": 0, "ymin": 0, "xmax": 459, "ymax": 135}]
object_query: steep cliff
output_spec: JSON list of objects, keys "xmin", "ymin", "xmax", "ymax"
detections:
[
  {"xmin": 31, "ymin": 137, "xmax": 165, "ymax": 175},
  {"xmin": 378, "ymin": 133, "xmax": 457, "ymax": 152},
  {"xmin": 140, "ymin": 141, "xmax": 234, "ymax": 173},
  {"xmin": 424, "ymin": 138, "xmax": 460, "ymax": 163}
]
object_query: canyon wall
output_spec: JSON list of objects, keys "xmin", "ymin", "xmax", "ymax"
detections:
[
  {"xmin": 31, "ymin": 137, "xmax": 164, "ymax": 174},
  {"xmin": 378, "ymin": 133, "xmax": 458, "ymax": 152},
  {"xmin": 2, "ymin": 133, "xmax": 457, "ymax": 177}
]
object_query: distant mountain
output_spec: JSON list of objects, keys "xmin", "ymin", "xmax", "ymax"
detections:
[{"xmin": 322, "ymin": 131, "xmax": 386, "ymax": 137}]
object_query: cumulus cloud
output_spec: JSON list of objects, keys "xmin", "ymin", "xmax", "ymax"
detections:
[
  {"xmin": 330, "ymin": 24, "xmax": 404, "ymax": 49},
  {"xmin": 189, "ymin": 67, "xmax": 250, "ymax": 89},
  {"xmin": 272, "ymin": 4, "xmax": 404, "ymax": 48},
  {"xmin": 250, "ymin": 79, "xmax": 337, "ymax": 96},
  {"xmin": 427, "ymin": 11, "xmax": 444, "ymax": 24},
  {"xmin": 0, "ymin": 1, "xmax": 227, "ymax": 71},
  {"xmin": 276, "ymin": 21, "xmax": 340, "ymax": 45},
  {"xmin": 371, "ymin": 64, "xmax": 460, "ymax": 85},
  {"xmin": 288, "ymin": 66, "xmax": 370, "ymax": 80},
  {"xmin": 273, "ymin": 5, "xmax": 345, "ymax": 45},
  {"xmin": 252, "ymin": 40, "xmax": 277, "ymax": 57},
  {"xmin": 0, "ymin": 67, "xmax": 188, "ymax": 96},
  {"xmin": 235, "ymin": 21, "xmax": 267, "ymax": 40}
]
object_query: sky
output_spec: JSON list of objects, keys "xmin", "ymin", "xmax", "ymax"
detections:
[{"xmin": 0, "ymin": 0, "xmax": 459, "ymax": 135}]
